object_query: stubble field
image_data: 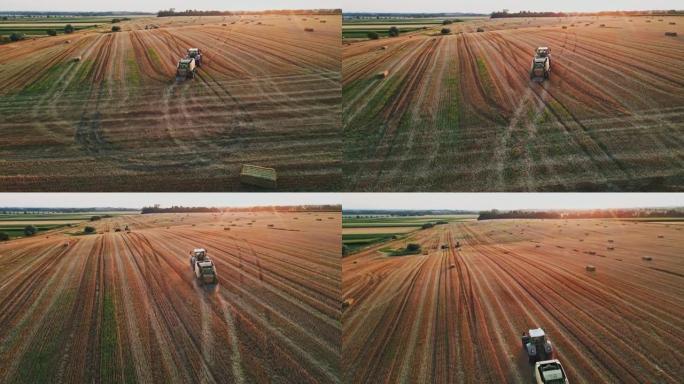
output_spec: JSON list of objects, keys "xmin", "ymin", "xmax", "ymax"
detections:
[
  {"xmin": 0, "ymin": 211, "xmax": 341, "ymax": 383},
  {"xmin": 343, "ymin": 16, "xmax": 684, "ymax": 191},
  {"xmin": 0, "ymin": 14, "xmax": 341, "ymax": 191},
  {"xmin": 342, "ymin": 218, "xmax": 683, "ymax": 383}
]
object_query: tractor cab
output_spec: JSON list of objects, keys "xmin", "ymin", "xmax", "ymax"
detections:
[
  {"xmin": 187, "ymin": 48, "xmax": 202, "ymax": 66},
  {"xmin": 523, "ymin": 328, "xmax": 554, "ymax": 363},
  {"xmin": 535, "ymin": 47, "xmax": 550, "ymax": 58},
  {"xmin": 192, "ymin": 248, "xmax": 207, "ymax": 260}
]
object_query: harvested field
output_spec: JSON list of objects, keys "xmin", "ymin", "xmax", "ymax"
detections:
[
  {"xmin": 343, "ymin": 16, "xmax": 684, "ymax": 191},
  {"xmin": 0, "ymin": 14, "xmax": 341, "ymax": 191},
  {"xmin": 343, "ymin": 218, "xmax": 684, "ymax": 383},
  {"xmin": 0, "ymin": 211, "xmax": 341, "ymax": 383}
]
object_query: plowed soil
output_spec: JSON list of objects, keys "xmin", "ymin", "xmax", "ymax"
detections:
[
  {"xmin": 0, "ymin": 14, "xmax": 341, "ymax": 191},
  {"xmin": 343, "ymin": 16, "xmax": 684, "ymax": 191},
  {"xmin": 342, "ymin": 219, "xmax": 683, "ymax": 383},
  {"xmin": 0, "ymin": 211, "xmax": 341, "ymax": 383}
]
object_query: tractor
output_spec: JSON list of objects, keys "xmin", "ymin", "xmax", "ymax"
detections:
[
  {"xmin": 530, "ymin": 47, "xmax": 551, "ymax": 81},
  {"xmin": 522, "ymin": 328, "xmax": 554, "ymax": 363}
]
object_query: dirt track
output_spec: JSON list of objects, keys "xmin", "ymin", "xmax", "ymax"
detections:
[
  {"xmin": 0, "ymin": 14, "xmax": 341, "ymax": 191},
  {"xmin": 343, "ymin": 16, "xmax": 684, "ymax": 191},
  {"xmin": 342, "ymin": 219, "xmax": 683, "ymax": 383},
  {"xmin": 0, "ymin": 211, "xmax": 341, "ymax": 383}
]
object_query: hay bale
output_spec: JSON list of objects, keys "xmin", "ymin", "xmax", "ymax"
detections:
[
  {"xmin": 658, "ymin": 234, "xmax": 664, "ymax": 238},
  {"xmin": 608, "ymin": 239, "xmax": 614, "ymax": 243},
  {"xmin": 607, "ymin": 246, "xmax": 614, "ymax": 250},
  {"xmin": 586, "ymin": 265, "xmax": 596, "ymax": 272},
  {"xmin": 669, "ymin": 22, "xmax": 676, "ymax": 25},
  {"xmin": 380, "ymin": 45, "xmax": 388, "ymax": 50},
  {"xmin": 378, "ymin": 70, "xmax": 389, "ymax": 79},
  {"xmin": 562, "ymin": 26, "xmax": 567, "ymax": 29},
  {"xmin": 665, "ymin": 32, "xmax": 678, "ymax": 37},
  {"xmin": 476, "ymin": 27, "xmax": 485, "ymax": 32},
  {"xmin": 224, "ymin": 227, "xmax": 230, "ymax": 230},
  {"xmin": 342, "ymin": 298, "xmax": 355, "ymax": 309},
  {"xmin": 449, "ymin": 264, "xmax": 455, "ymax": 269},
  {"xmin": 267, "ymin": 224, "xmax": 274, "ymax": 227},
  {"xmin": 304, "ymin": 27, "xmax": 314, "ymax": 32},
  {"xmin": 240, "ymin": 164, "xmax": 277, "ymax": 189},
  {"xmin": 600, "ymin": 24, "xmax": 606, "ymax": 27},
  {"xmin": 73, "ymin": 56, "xmax": 81, "ymax": 62},
  {"xmin": 642, "ymin": 256, "xmax": 652, "ymax": 261}
]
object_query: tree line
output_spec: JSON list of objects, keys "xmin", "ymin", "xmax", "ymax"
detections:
[
  {"xmin": 478, "ymin": 208, "xmax": 684, "ymax": 220},
  {"xmin": 141, "ymin": 205, "xmax": 340, "ymax": 214},
  {"xmin": 491, "ymin": 9, "xmax": 684, "ymax": 18},
  {"xmin": 157, "ymin": 9, "xmax": 341, "ymax": 17}
]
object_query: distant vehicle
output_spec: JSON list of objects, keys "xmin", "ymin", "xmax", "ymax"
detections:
[
  {"xmin": 187, "ymin": 48, "xmax": 202, "ymax": 67},
  {"xmin": 534, "ymin": 359, "xmax": 569, "ymax": 384},
  {"xmin": 190, "ymin": 248, "xmax": 218, "ymax": 285},
  {"xmin": 522, "ymin": 328, "xmax": 554, "ymax": 363},
  {"xmin": 530, "ymin": 47, "xmax": 551, "ymax": 80},
  {"xmin": 176, "ymin": 58, "xmax": 197, "ymax": 80}
]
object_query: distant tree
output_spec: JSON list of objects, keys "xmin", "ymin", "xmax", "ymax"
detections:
[
  {"xmin": 0, "ymin": 232, "xmax": 9, "ymax": 241},
  {"xmin": 406, "ymin": 243, "xmax": 421, "ymax": 252},
  {"xmin": 367, "ymin": 31, "xmax": 379, "ymax": 39},
  {"xmin": 421, "ymin": 222, "xmax": 434, "ymax": 229},
  {"xmin": 9, "ymin": 33, "xmax": 24, "ymax": 42},
  {"xmin": 90, "ymin": 216, "xmax": 101, "ymax": 221},
  {"xmin": 24, "ymin": 225, "xmax": 37, "ymax": 236},
  {"xmin": 111, "ymin": 25, "xmax": 121, "ymax": 32},
  {"xmin": 388, "ymin": 26, "xmax": 400, "ymax": 37},
  {"xmin": 64, "ymin": 24, "xmax": 75, "ymax": 34},
  {"xmin": 442, "ymin": 20, "xmax": 453, "ymax": 25},
  {"xmin": 2, "ymin": 16, "xmax": 8, "ymax": 21},
  {"xmin": 112, "ymin": 18, "xmax": 121, "ymax": 23},
  {"xmin": 47, "ymin": 29, "xmax": 57, "ymax": 36},
  {"xmin": 441, "ymin": 28, "xmax": 451, "ymax": 34},
  {"xmin": 84, "ymin": 226, "xmax": 96, "ymax": 234}
]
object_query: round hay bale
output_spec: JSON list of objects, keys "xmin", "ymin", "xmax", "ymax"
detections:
[
  {"xmin": 642, "ymin": 256, "xmax": 652, "ymax": 261},
  {"xmin": 586, "ymin": 265, "xmax": 596, "ymax": 272},
  {"xmin": 664, "ymin": 32, "xmax": 677, "ymax": 37}
]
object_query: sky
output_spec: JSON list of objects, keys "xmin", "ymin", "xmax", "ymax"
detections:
[
  {"xmin": 343, "ymin": 0, "xmax": 681, "ymax": 13},
  {"xmin": 1, "ymin": 1, "xmax": 340, "ymax": 13},
  {"xmin": 340, "ymin": 193, "xmax": 683, "ymax": 211},
  {"xmin": 0, "ymin": 193, "xmax": 341, "ymax": 209},
  {"xmin": 0, "ymin": 193, "xmax": 680, "ymax": 211}
]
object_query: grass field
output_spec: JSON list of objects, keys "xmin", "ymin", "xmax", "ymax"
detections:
[
  {"xmin": 0, "ymin": 13, "xmax": 341, "ymax": 191},
  {"xmin": 0, "ymin": 16, "xmax": 112, "ymax": 37},
  {"xmin": 342, "ymin": 215, "xmax": 475, "ymax": 251},
  {"xmin": 0, "ymin": 211, "xmax": 131, "ymax": 238},
  {"xmin": 343, "ymin": 218, "xmax": 684, "ymax": 383},
  {"xmin": 343, "ymin": 15, "xmax": 684, "ymax": 191}
]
